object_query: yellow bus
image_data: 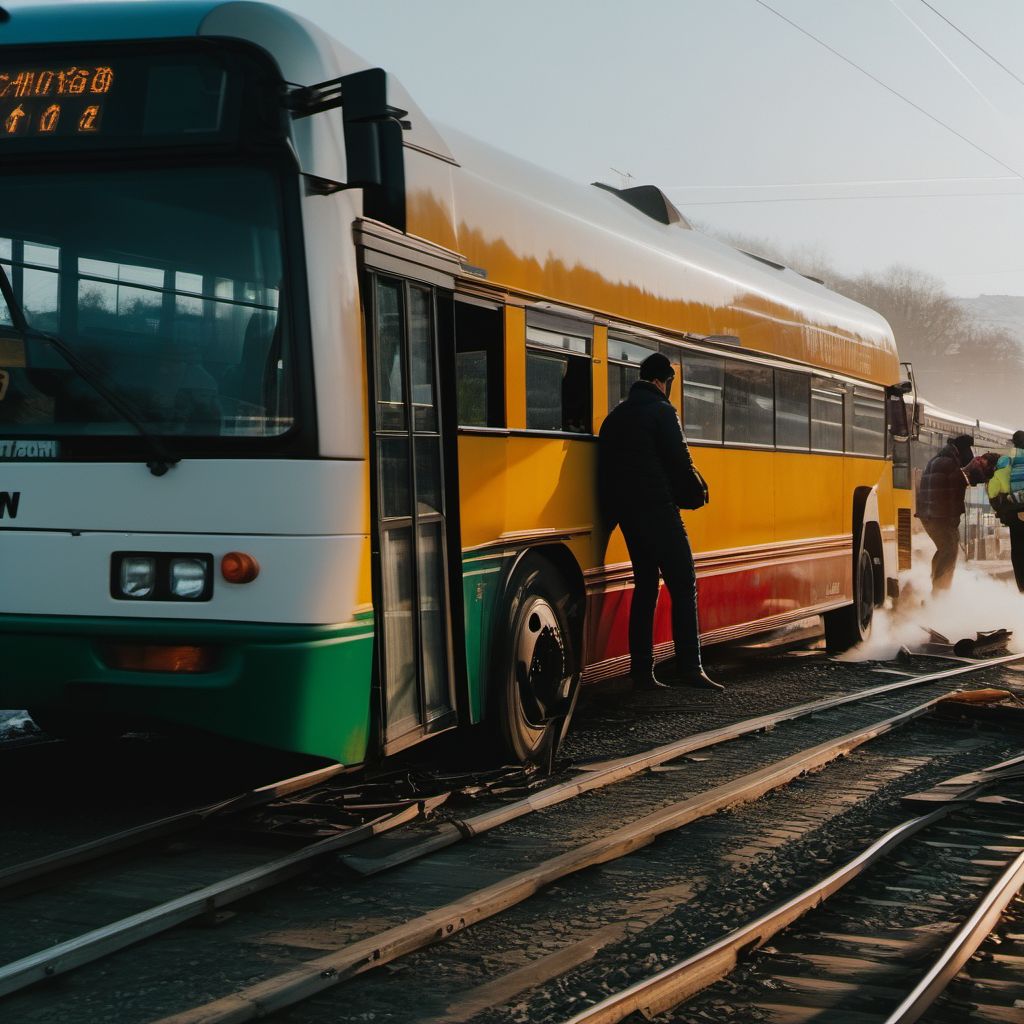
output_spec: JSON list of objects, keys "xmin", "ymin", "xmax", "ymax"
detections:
[{"xmin": 0, "ymin": 2, "xmax": 913, "ymax": 765}]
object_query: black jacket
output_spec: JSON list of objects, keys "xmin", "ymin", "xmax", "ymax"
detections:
[
  {"xmin": 916, "ymin": 442, "xmax": 969, "ymax": 520},
  {"xmin": 598, "ymin": 380, "xmax": 705, "ymax": 525}
]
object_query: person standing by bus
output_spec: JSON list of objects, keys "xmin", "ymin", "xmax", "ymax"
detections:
[
  {"xmin": 598, "ymin": 353, "xmax": 723, "ymax": 692},
  {"xmin": 916, "ymin": 434, "xmax": 977, "ymax": 593},
  {"xmin": 988, "ymin": 429, "xmax": 1024, "ymax": 591}
]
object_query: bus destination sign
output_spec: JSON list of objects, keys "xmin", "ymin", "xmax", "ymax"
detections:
[{"xmin": 0, "ymin": 63, "xmax": 114, "ymax": 139}]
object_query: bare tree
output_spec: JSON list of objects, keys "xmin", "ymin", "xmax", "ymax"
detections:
[{"xmin": 694, "ymin": 221, "xmax": 1024, "ymax": 425}]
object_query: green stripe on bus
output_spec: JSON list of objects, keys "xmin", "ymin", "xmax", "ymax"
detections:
[
  {"xmin": 0, "ymin": 614, "xmax": 375, "ymax": 763},
  {"xmin": 461, "ymin": 553, "xmax": 507, "ymax": 723}
]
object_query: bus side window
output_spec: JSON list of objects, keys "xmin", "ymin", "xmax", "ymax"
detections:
[
  {"xmin": 775, "ymin": 370, "xmax": 810, "ymax": 450},
  {"xmin": 454, "ymin": 300, "xmax": 504, "ymax": 428},
  {"xmin": 724, "ymin": 360, "xmax": 773, "ymax": 446},
  {"xmin": 680, "ymin": 352, "xmax": 724, "ymax": 442},
  {"xmin": 607, "ymin": 336, "xmax": 656, "ymax": 407},
  {"xmin": 525, "ymin": 316, "xmax": 592, "ymax": 434},
  {"xmin": 811, "ymin": 378, "xmax": 844, "ymax": 452},
  {"xmin": 892, "ymin": 439, "xmax": 911, "ymax": 489},
  {"xmin": 846, "ymin": 388, "xmax": 886, "ymax": 457},
  {"xmin": 375, "ymin": 279, "xmax": 407, "ymax": 432}
]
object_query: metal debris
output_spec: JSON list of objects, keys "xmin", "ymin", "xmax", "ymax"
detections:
[
  {"xmin": 228, "ymin": 764, "xmax": 545, "ymax": 840},
  {"xmin": 953, "ymin": 629, "xmax": 1013, "ymax": 658},
  {"xmin": 896, "ymin": 627, "xmax": 1013, "ymax": 661}
]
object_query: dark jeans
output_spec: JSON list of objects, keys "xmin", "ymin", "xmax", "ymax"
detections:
[
  {"xmin": 1008, "ymin": 519, "xmax": 1024, "ymax": 592},
  {"xmin": 620, "ymin": 508, "xmax": 702, "ymax": 678},
  {"xmin": 919, "ymin": 516, "xmax": 961, "ymax": 593}
]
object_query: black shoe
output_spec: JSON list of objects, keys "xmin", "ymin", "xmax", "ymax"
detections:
[
  {"xmin": 632, "ymin": 670, "xmax": 671, "ymax": 691},
  {"xmin": 675, "ymin": 669, "xmax": 724, "ymax": 691}
]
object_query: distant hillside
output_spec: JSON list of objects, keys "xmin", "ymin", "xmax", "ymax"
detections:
[{"xmin": 959, "ymin": 294, "xmax": 1024, "ymax": 340}]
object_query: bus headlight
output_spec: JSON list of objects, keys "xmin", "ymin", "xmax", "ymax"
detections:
[
  {"xmin": 111, "ymin": 552, "xmax": 213, "ymax": 601},
  {"xmin": 119, "ymin": 556, "xmax": 155, "ymax": 598},
  {"xmin": 169, "ymin": 558, "xmax": 209, "ymax": 599}
]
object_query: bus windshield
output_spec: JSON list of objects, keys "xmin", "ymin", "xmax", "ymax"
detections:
[{"xmin": 0, "ymin": 163, "xmax": 294, "ymax": 442}]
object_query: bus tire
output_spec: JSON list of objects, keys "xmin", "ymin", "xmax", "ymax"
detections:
[
  {"xmin": 824, "ymin": 546, "xmax": 875, "ymax": 651},
  {"xmin": 491, "ymin": 554, "xmax": 579, "ymax": 765}
]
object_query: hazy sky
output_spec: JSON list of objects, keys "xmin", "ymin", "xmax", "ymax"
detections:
[
  {"xmin": 267, "ymin": 0, "xmax": 1024, "ymax": 299},
  {"xmin": 9, "ymin": 0, "xmax": 1024, "ymax": 297}
]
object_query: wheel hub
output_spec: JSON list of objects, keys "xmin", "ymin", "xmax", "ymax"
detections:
[{"xmin": 515, "ymin": 598, "xmax": 567, "ymax": 727}]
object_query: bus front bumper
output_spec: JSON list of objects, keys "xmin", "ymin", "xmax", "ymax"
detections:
[{"xmin": 0, "ymin": 614, "xmax": 375, "ymax": 764}]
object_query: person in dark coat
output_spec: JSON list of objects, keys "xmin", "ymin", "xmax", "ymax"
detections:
[
  {"xmin": 916, "ymin": 433, "xmax": 976, "ymax": 593},
  {"xmin": 598, "ymin": 353, "xmax": 722, "ymax": 691}
]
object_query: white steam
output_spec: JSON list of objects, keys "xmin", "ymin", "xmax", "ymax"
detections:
[{"xmin": 839, "ymin": 534, "xmax": 1024, "ymax": 662}]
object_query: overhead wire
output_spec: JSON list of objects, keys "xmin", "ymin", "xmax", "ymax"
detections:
[
  {"xmin": 891, "ymin": 0, "xmax": 1006, "ymax": 119},
  {"xmin": 665, "ymin": 173, "xmax": 1022, "ymax": 204},
  {"xmin": 916, "ymin": 0, "xmax": 1024, "ymax": 92},
  {"xmin": 668, "ymin": 175, "xmax": 1017, "ymax": 191},
  {"xmin": 751, "ymin": 0, "xmax": 1024, "ymax": 180},
  {"xmin": 682, "ymin": 3, "xmax": 1024, "ymax": 284},
  {"xmin": 677, "ymin": 190, "xmax": 1024, "ymax": 206}
]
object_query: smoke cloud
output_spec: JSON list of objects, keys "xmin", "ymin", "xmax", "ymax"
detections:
[{"xmin": 839, "ymin": 534, "xmax": 1024, "ymax": 661}]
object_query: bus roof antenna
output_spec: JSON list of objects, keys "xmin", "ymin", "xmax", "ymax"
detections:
[{"xmin": 610, "ymin": 166, "xmax": 634, "ymax": 189}]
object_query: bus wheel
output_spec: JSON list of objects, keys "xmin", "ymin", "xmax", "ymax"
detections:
[
  {"xmin": 824, "ymin": 546, "xmax": 875, "ymax": 651},
  {"xmin": 493, "ymin": 556, "xmax": 579, "ymax": 765}
]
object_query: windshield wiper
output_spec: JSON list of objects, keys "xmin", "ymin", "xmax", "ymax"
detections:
[{"xmin": 0, "ymin": 263, "xmax": 180, "ymax": 476}]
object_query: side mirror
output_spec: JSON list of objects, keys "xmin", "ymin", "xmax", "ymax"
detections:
[
  {"xmin": 898, "ymin": 360, "xmax": 921, "ymax": 440},
  {"xmin": 341, "ymin": 120, "xmax": 382, "ymax": 187},
  {"xmin": 286, "ymin": 68, "xmax": 410, "ymax": 231},
  {"xmin": 886, "ymin": 385, "xmax": 911, "ymax": 443},
  {"xmin": 340, "ymin": 68, "xmax": 409, "ymax": 231}
]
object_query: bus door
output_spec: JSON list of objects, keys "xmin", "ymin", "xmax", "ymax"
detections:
[{"xmin": 368, "ymin": 271, "xmax": 458, "ymax": 751}]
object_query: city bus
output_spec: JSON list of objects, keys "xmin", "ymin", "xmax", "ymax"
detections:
[{"xmin": 0, "ymin": 1, "xmax": 915, "ymax": 765}]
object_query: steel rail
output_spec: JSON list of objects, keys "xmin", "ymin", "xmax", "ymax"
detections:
[
  {"xmin": 0, "ymin": 801, "xmax": 422, "ymax": 998},
  {"xmin": 0, "ymin": 763, "xmax": 350, "ymax": 891},
  {"xmin": 903, "ymin": 750, "xmax": 1024, "ymax": 807},
  {"xmin": 561, "ymin": 809, "xmax": 951, "ymax": 1024},
  {"xmin": 884, "ymin": 847, "xmax": 1024, "ymax": 1024},
  {"xmin": 562, "ymin": 753, "xmax": 1024, "ymax": 1024},
  {"xmin": 342, "ymin": 652, "xmax": 1024, "ymax": 875},
  {"xmin": 2, "ymin": 656, "xmax": 1015, "ymax": 1010},
  {"xmin": 155, "ymin": 695, "xmax": 952, "ymax": 1024}
]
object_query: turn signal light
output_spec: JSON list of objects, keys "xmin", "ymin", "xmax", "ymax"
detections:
[
  {"xmin": 221, "ymin": 551, "xmax": 260, "ymax": 584},
  {"xmin": 104, "ymin": 644, "xmax": 217, "ymax": 673}
]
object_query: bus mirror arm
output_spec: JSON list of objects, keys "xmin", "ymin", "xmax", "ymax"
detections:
[
  {"xmin": 898, "ymin": 360, "xmax": 921, "ymax": 441},
  {"xmin": 286, "ymin": 68, "xmax": 411, "ymax": 191}
]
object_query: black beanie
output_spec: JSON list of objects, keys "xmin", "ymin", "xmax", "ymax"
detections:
[
  {"xmin": 1012, "ymin": 430, "xmax": 1024, "ymax": 448},
  {"xmin": 639, "ymin": 352, "xmax": 674, "ymax": 382},
  {"xmin": 952, "ymin": 434, "xmax": 974, "ymax": 465}
]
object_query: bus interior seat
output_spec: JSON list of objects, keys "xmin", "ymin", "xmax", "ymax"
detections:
[{"xmin": 224, "ymin": 311, "xmax": 278, "ymax": 411}]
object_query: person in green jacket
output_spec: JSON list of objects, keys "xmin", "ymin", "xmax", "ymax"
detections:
[{"xmin": 988, "ymin": 429, "xmax": 1024, "ymax": 591}]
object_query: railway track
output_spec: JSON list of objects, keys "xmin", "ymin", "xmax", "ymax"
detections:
[
  {"xmin": 0, "ymin": 762, "xmax": 353, "ymax": 891},
  {"xmin": 564, "ymin": 758, "xmax": 1024, "ymax": 1023},
  {"xmin": 0, "ymin": 763, "xmax": 436, "ymax": 997},
  {"xmin": 2, "ymin": 652, "xmax": 1023, "ymax": 1023}
]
